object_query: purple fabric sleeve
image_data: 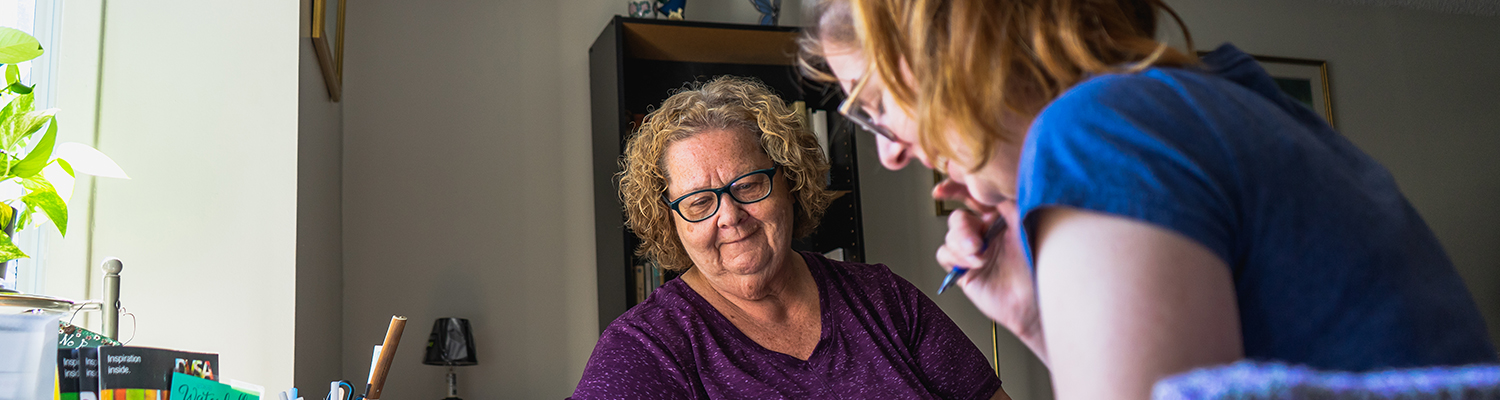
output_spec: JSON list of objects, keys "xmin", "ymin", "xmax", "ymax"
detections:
[{"xmin": 570, "ymin": 252, "xmax": 1002, "ymax": 399}]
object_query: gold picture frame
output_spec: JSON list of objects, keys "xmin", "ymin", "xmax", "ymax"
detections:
[
  {"xmin": 1252, "ymin": 55, "xmax": 1334, "ymax": 128},
  {"xmin": 1198, "ymin": 51, "xmax": 1334, "ymax": 128},
  {"xmin": 312, "ymin": 0, "xmax": 345, "ymax": 102}
]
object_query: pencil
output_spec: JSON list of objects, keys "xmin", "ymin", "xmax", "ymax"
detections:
[{"xmin": 365, "ymin": 315, "xmax": 407, "ymax": 400}]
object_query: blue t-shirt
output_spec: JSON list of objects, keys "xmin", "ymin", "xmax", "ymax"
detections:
[{"xmin": 1016, "ymin": 43, "xmax": 1495, "ymax": 371}]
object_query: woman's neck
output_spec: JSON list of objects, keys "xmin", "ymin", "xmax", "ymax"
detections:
[{"xmin": 686, "ymin": 251, "xmax": 817, "ymax": 324}]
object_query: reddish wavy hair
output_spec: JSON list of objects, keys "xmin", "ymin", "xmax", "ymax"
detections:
[{"xmin": 801, "ymin": 0, "xmax": 1196, "ymax": 170}]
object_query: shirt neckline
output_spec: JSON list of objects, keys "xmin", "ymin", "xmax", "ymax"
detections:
[{"xmin": 676, "ymin": 251, "xmax": 836, "ymax": 367}]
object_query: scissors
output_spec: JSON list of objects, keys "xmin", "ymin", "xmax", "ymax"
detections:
[{"xmin": 327, "ymin": 381, "xmax": 354, "ymax": 400}]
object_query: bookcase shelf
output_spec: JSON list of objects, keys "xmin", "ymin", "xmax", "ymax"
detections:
[{"xmin": 589, "ymin": 17, "xmax": 866, "ymax": 332}]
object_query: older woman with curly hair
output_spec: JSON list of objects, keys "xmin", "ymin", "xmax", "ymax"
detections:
[{"xmin": 569, "ymin": 76, "xmax": 1009, "ymax": 400}]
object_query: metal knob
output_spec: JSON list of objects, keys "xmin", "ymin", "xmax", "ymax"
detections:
[{"xmin": 102, "ymin": 257, "xmax": 122, "ymax": 340}]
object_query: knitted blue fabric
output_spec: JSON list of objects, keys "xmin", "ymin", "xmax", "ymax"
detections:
[{"xmin": 1153, "ymin": 361, "xmax": 1500, "ymax": 400}]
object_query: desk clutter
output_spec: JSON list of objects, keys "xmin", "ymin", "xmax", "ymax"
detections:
[
  {"xmin": 280, "ymin": 315, "xmax": 408, "ymax": 400},
  {"xmin": 0, "ymin": 258, "xmax": 268, "ymax": 400},
  {"xmin": 3, "ymin": 256, "xmax": 410, "ymax": 400},
  {"xmin": 0, "ymin": 311, "xmax": 262, "ymax": 400},
  {"xmin": 41, "ymin": 315, "xmax": 411, "ymax": 400},
  {"xmin": 57, "ymin": 345, "xmax": 260, "ymax": 400}
]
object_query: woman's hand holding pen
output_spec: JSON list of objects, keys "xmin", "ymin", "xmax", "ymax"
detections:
[{"xmin": 933, "ymin": 180, "xmax": 1048, "ymax": 365}]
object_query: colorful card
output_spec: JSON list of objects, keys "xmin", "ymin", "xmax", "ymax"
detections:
[{"xmin": 170, "ymin": 373, "xmax": 259, "ymax": 400}]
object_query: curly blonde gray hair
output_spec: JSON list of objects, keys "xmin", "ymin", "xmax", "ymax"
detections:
[{"xmin": 618, "ymin": 76, "xmax": 837, "ymax": 272}]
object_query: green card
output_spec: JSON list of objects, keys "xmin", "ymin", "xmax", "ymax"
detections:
[{"xmin": 170, "ymin": 373, "xmax": 260, "ymax": 400}]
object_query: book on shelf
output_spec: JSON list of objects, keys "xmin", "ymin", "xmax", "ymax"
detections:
[
  {"xmin": 635, "ymin": 263, "xmax": 646, "ymax": 303},
  {"xmin": 634, "ymin": 259, "xmax": 671, "ymax": 304}
]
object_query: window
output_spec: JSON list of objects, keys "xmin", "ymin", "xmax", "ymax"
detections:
[{"xmin": 0, "ymin": 0, "xmax": 62, "ymax": 294}]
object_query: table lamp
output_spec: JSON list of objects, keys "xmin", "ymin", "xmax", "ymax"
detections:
[{"xmin": 422, "ymin": 317, "xmax": 478, "ymax": 400}]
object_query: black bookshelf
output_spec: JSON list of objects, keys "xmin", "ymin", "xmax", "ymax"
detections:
[{"xmin": 589, "ymin": 16, "xmax": 866, "ymax": 332}]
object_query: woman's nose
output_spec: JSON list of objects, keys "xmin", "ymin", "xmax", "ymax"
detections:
[
  {"xmin": 714, "ymin": 194, "xmax": 745, "ymax": 227},
  {"xmin": 875, "ymin": 134, "xmax": 912, "ymax": 170}
]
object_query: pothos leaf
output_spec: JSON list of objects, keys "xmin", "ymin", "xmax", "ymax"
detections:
[
  {"xmin": 0, "ymin": 204, "xmax": 12, "ymax": 232},
  {"xmin": 55, "ymin": 157, "xmax": 72, "ymax": 177},
  {"xmin": 0, "ymin": 92, "xmax": 33, "ymax": 149},
  {"xmin": 0, "ymin": 27, "xmax": 42, "ymax": 64},
  {"xmin": 4, "ymin": 64, "xmax": 16, "ymax": 86},
  {"xmin": 20, "ymin": 177, "xmax": 65, "ymax": 236},
  {"xmin": 4, "ymin": 106, "xmax": 56, "ymax": 153},
  {"xmin": 14, "ymin": 204, "xmax": 27, "ymax": 231},
  {"xmin": 15, "ymin": 108, "xmax": 54, "ymax": 137},
  {"xmin": 7, "ymin": 82, "xmax": 31, "ymax": 94},
  {"xmin": 11, "ymin": 116, "xmax": 54, "ymax": 177},
  {"xmin": 54, "ymin": 142, "xmax": 127, "ymax": 179},
  {"xmin": 42, "ymin": 162, "xmax": 73, "ymax": 203},
  {"xmin": 0, "ymin": 93, "xmax": 18, "ymax": 125},
  {"xmin": 0, "ymin": 231, "xmax": 27, "ymax": 261}
]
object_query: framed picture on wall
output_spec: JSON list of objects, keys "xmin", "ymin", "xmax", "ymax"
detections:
[
  {"xmin": 1254, "ymin": 55, "xmax": 1334, "ymax": 128},
  {"xmin": 933, "ymin": 171, "xmax": 963, "ymax": 216},
  {"xmin": 1199, "ymin": 51, "xmax": 1335, "ymax": 128},
  {"xmin": 312, "ymin": 0, "xmax": 345, "ymax": 101}
]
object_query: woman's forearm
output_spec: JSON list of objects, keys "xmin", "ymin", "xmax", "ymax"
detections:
[{"xmin": 1017, "ymin": 322, "xmax": 1049, "ymax": 367}]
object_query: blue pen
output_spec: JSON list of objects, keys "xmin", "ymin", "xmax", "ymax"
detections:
[
  {"xmin": 938, "ymin": 218, "xmax": 1007, "ymax": 294},
  {"xmin": 937, "ymin": 267, "xmax": 968, "ymax": 295}
]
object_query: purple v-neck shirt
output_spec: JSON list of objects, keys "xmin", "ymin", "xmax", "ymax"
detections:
[{"xmin": 570, "ymin": 252, "xmax": 1002, "ymax": 400}]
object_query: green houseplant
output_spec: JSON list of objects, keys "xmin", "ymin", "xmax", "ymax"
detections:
[{"xmin": 0, "ymin": 26, "xmax": 126, "ymax": 288}]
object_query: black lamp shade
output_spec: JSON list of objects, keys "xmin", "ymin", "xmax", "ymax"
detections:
[{"xmin": 423, "ymin": 317, "xmax": 478, "ymax": 366}]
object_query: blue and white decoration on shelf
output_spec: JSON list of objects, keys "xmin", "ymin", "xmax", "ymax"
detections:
[
  {"xmin": 657, "ymin": 0, "xmax": 687, "ymax": 20},
  {"xmin": 750, "ymin": 0, "xmax": 780, "ymax": 25},
  {"xmin": 628, "ymin": 0, "xmax": 655, "ymax": 18}
]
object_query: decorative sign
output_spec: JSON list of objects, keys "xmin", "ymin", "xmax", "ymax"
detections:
[{"xmin": 58, "ymin": 321, "xmax": 120, "ymax": 348}]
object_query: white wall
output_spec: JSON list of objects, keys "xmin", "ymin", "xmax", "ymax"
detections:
[
  {"xmin": 80, "ymin": 0, "xmax": 301, "ymax": 391},
  {"xmin": 338, "ymin": 1, "xmax": 1498, "ymax": 399}
]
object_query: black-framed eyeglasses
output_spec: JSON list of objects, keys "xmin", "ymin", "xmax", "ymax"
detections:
[
  {"xmin": 664, "ymin": 167, "xmax": 778, "ymax": 223},
  {"xmin": 837, "ymin": 67, "xmax": 898, "ymax": 141}
]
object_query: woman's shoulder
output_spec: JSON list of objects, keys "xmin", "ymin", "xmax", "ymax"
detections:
[
  {"xmin": 1028, "ymin": 64, "xmax": 1269, "ymax": 163},
  {"xmin": 1040, "ymin": 67, "xmax": 1218, "ymax": 125},
  {"xmin": 1037, "ymin": 47, "xmax": 1289, "ymax": 137},
  {"xmin": 803, "ymin": 251, "xmax": 904, "ymax": 285},
  {"xmin": 578, "ymin": 282, "xmax": 701, "ymax": 399},
  {"xmin": 601, "ymin": 279, "xmax": 701, "ymax": 340},
  {"xmin": 801, "ymin": 251, "xmax": 924, "ymax": 302}
]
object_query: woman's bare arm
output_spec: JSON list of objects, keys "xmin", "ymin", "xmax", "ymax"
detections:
[
  {"xmin": 990, "ymin": 386, "xmax": 1013, "ymax": 400},
  {"xmin": 1033, "ymin": 207, "xmax": 1243, "ymax": 400}
]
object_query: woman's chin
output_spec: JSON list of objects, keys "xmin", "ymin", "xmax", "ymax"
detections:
[{"xmin": 718, "ymin": 249, "xmax": 777, "ymax": 276}]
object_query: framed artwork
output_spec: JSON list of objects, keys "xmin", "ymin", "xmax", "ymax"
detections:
[
  {"xmin": 1254, "ymin": 55, "xmax": 1334, "ymax": 127},
  {"xmin": 312, "ymin": 0, "xmax": 345, "ymax": 102},
  {"xmin": 1199, "ymin": 51, "xmax": 1334, "ymax": 128},
  {"xmin": 933, "ymin": 171, "xmax": 963, "ymax": 216}
]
